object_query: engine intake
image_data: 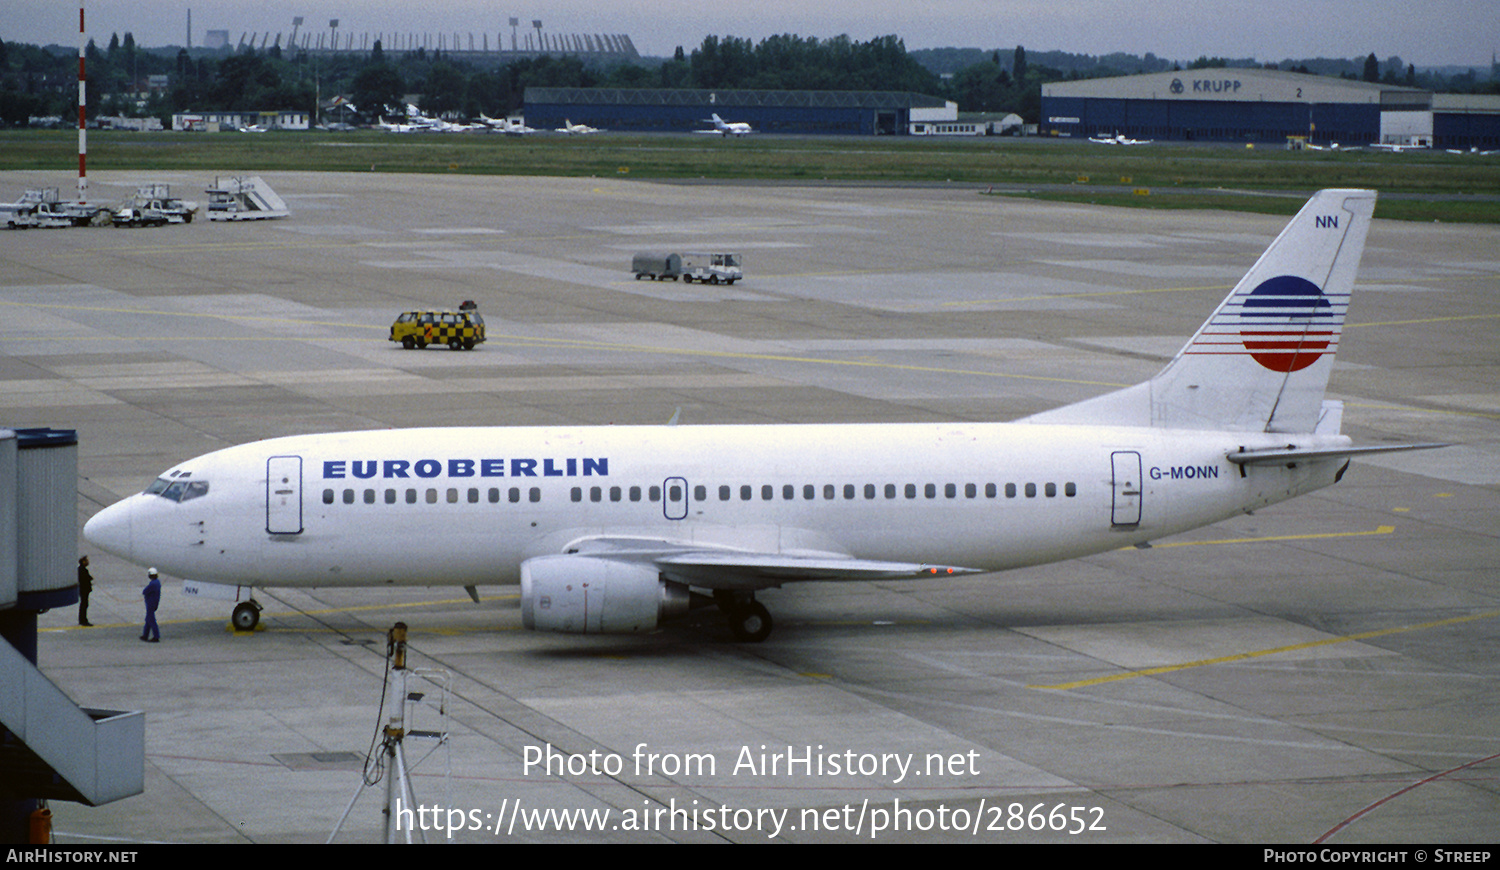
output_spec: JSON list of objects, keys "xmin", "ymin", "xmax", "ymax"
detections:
[{"xmin": 521, "ymin": 554, "xmax": 691, "ymax": 634}]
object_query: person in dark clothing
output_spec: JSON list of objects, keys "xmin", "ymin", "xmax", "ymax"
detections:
[
  {"xmin": 78, "ymin": 555, "xmax": 93, "ymax": 626},
  {"xmin": 141, "ymin": 568, "xmax": 161, "ymax": 642}
]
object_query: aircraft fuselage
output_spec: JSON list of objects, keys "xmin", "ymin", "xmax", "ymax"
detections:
[{"xmin": 85, "ymin": 422, "xmax": 1344, "ymax": 590}]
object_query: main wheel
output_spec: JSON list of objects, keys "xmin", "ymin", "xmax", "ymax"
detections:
[
  {"xmin": 232, "ymin": 601, "xmax": 261, "ymax": 632},
  {"xmin": 728, "ymin": 600, "xmax": 773, "ymax": 643}
]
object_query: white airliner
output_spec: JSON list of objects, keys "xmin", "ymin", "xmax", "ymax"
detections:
[
  {"xmin": 83, "ymin": 190, "xmax": 1441, "ymax": 642},
  {"xmin": 700, "ymin": 113, "xmax": 753, "ymax": 136}
]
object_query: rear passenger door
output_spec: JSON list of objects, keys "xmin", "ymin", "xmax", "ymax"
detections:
[{"xmin": 1110, "ymin": 451, "xmax": 1141, "ymax": 528}]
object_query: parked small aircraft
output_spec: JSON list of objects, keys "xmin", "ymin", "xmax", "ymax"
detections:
[
  {"xmin": 1088, "ymin": 132, "xmax": 1152, "ymax": 145},
  {"xmin": 699, "ymin": 113, "xmax": 753, "ymax": 136},
  {"xmin": 555, "ymin": 119, "xmax": 602, "ymax": 135}
]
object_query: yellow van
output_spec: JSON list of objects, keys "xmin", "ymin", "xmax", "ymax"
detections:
[{"xmin": 389, "ymin": 302, "xmax": 486, "ymax": 350}]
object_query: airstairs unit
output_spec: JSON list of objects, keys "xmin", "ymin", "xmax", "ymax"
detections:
[{"xmin": 206, "ymin": 176, "xmax": 290, "ymax": 221}]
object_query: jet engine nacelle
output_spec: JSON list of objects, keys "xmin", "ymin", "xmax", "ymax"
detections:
[{"xmin": 520, "ymin": 554, "xmax": 691, "ymax": 634}]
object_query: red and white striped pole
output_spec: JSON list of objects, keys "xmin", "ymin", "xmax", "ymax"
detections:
[{"xmin": 77, "ymin": 0, "xmax": 87, "ymax": 202}]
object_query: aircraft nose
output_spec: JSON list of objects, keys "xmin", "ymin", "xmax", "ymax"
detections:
[{"xmin": 83, "ymin": 499, "xmax": 135, "ymax": 561}]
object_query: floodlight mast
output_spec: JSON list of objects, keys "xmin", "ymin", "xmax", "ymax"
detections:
[
  {"xmin": 77, "ymin": 1, "xmax": 87, "ymax": 202},
  {"xmin": 381, "ymin": 622, "xmax": 410, "ymax": 843},
  {"xmin": 328, "ymin": 622, "xmax": 452, "ymax": 844}
]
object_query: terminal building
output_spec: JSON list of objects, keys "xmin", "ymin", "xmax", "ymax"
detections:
[
  {"xmin": 1041, "ymin": 68, "xmax": 1500, "ymax": 150},
  {"xmin": 171, "ymin": 109, "xmax": 311, "ymax": 132}
]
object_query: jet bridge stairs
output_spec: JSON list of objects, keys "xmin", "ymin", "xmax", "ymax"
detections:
[{"xmin": 0, "ymin": 637, "xmax": 144, "ymax": 807}]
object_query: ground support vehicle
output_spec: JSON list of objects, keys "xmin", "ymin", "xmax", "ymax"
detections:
[
  {"xmin": 2, "ymin": 188, "xmax": 114, "ymax": 228},
  {"xmin": 389, "ymin": 301, "xmax": 486, "ymax": 350},
  {"xmin": 206, "ymin": 176, "xmax": 290, "ymax": 221},
  {"xmin": 114, "ymin": 184, "xmax": 198, "ymax": 227},
  {"xmin": 680, "ymin": 252, "xmax": 743, "ymax": 285},
  {"xmin": 631, "ymin": 251, "xmax": 682, "ymax": 280}
]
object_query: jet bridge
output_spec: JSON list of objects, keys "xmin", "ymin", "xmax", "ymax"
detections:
[{"xmin": 0, "ymin": 428, "xmax": 144, "ymax": 841}]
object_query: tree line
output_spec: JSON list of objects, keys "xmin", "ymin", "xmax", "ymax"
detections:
[{"xmin": 347, "ymin": 34, "xmax": 954, "ymax": 119}]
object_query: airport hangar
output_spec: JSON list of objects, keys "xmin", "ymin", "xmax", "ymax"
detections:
[
  {"xmin": 1041, "ymin": 67, "xmax": 1500, "ymax": 149},
  {"xmin": 524, "ymin": 86, "xmax": 954, "ymax": 135}
]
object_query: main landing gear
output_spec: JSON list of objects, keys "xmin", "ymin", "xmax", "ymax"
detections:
[
  {"xmin": 231, "ymin": 599, "xmax": 263, "ymax": 632},
  {"xmin": 714, "ymin": 590, "xmax": 773, "ymax": 643}
]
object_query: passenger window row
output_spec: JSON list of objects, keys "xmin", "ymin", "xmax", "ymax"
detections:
[
  {"xmin": 323, "ymin": 480, "xmax": 1079, "ymax": 507},
  {"xmin": 568, "ymin": 481, "xmax": 1077, "ymax": 503},
  {"xmin": 323, "ymin": 486, "xmax": 543, "ymax": 505}
]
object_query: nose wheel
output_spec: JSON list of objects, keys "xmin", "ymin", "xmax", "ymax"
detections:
[{"xmin": 231, "ymin": 599, "xmax": 263, "ymax": 632}]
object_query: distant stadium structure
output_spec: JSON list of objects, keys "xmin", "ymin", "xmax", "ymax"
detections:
[
  {"xmin": 201, "ymin": 17, "xmax": 638, "ymax": 66},
  {"xmin": 1041, "ymin": 68, "xmax": 1500, "ymax": 150}
]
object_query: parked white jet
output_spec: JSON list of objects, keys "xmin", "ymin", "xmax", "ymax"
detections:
[
  {"xmin": 700, "ymin": 113, "xmax": 753, "ymax": 136},
  {"xmin": 84, "ymin": 190, "xmax": 1440, "ymax": 642},
  {"xmin": 479, "ymin": 113, "xmax": 536, "ymax": 135}
]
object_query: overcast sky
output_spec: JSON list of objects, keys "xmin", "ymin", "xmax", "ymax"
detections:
[{"xmin": 3, "ymin": 1, "xmax": 1495, "ymax": 68}]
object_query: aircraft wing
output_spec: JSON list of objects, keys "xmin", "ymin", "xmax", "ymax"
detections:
[
  {"xmin": 656, "ymin": 552, "xmax": 977, "ymax": 584},
  {"xmin": 559, "ymin": 535, "xmax": 979, "ymax": 589}
]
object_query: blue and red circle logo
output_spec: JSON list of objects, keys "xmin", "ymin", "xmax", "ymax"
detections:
[{"xmin": 1238, "ymin": 276, "xmax": 1334, "ymax": 373}]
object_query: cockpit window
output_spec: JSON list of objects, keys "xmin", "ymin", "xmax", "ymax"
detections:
[{"xmin": 147, "ymin": 477, "xmax": 209, "ymax": 502}]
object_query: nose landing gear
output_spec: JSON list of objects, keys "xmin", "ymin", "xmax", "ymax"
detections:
[{"xmin": 231, "ymin": 599, "xmax": 263, "ymax": 632}]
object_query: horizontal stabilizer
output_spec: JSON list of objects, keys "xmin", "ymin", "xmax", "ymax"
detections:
[{"xmin": 1227, "ymin": 442, "xmax": 1450, "ymax": 466}]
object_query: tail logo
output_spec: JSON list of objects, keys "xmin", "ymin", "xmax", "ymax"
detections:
[
  {"xmin": 1189, "ymin": 275, "xmax": 1345, "ymax": 373},
  {"xmin": 1239, "ymin": 276, "xmax": 1337, "ymax": 373}
]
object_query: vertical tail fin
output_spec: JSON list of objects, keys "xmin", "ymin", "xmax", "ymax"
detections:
[
  {"xmin": 1154, "ymin": 189, "xmax": 1375, "ymax": 432},
  {"xmin": 1025, "ymin": 189, "xmax": 1376, "ymax": 433}
]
